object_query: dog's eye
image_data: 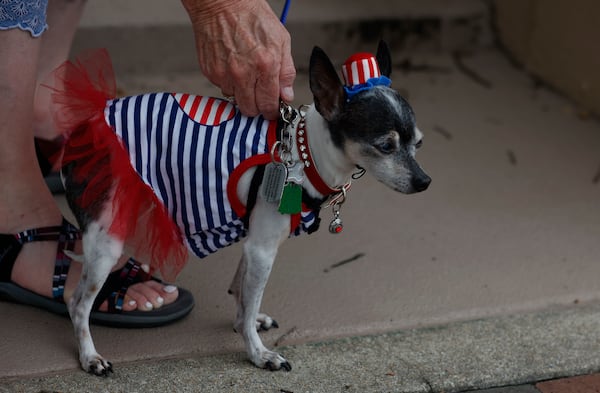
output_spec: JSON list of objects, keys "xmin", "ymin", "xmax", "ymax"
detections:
[
  {"xmin": 415, "ymin": 140, "xmax": 423, "ymax": 149},
  {"xmin": 376, "ymin": 141, "xmax": 395, "ymax": 154}
]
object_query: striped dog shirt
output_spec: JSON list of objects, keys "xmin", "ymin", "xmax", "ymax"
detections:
[{"xmin": 104, "ymin": 93, "xmax": 318, "ymax": 259}]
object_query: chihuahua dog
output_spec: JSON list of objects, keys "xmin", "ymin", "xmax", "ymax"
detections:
[{"xmin": 55, "ymin": 41, "xmax": 430, "ymax": 375}]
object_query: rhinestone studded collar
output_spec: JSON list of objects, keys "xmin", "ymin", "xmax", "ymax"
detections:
[{"xmin": 295, "ymin": 116, "xmax": 346, "ymax": 197}]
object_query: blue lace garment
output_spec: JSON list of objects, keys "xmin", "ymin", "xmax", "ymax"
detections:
[{"xmin": 0, "ymin": 0, "xmax": 48, "ymax": 37}]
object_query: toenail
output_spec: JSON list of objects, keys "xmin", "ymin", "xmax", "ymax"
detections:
[
  {"xmin": 156, "ymin": 296, "xmax": 164, "ymax": 305},
  {"xmin": 145, "ymin": 301, "xmax": 153, "ymax": 310},
  {"xmin": 164, "ymin": 285, "xmax": 177, "ymax": 294}
]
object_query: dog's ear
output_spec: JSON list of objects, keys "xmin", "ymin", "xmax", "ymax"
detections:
[
  {"xmin": 309, "ymin": 46, "xmax": 345, "ymax": 121},
  {"xmin": 376, "ymin": 40, "xmax": 392, "ymax": 78}
]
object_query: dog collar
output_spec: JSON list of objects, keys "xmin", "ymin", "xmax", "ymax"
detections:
[
  {"xmin": 295, "ymin": 116, "xmax": 354, "ymax": 234},
  {"xmin": 296, "ymin": 116, "xmax": 348, "ymax": 196}
]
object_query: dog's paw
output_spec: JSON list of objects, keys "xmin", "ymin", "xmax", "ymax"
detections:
[
  {"xmin": 255, "ymin": 350, "xmax": 292, "ymax": 372},
  {"xmin": 81, "ymin": 355, "xmax": 113, "ymax": 376},
  {"xmin": 234, "ymin": 313, "xmax": 279, "ymax": 333},
  {"xmin": 256, "ymin": 313, "xmax": 279, "ymax": 331}
]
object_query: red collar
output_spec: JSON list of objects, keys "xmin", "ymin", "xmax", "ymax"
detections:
[{"xmin": 296, "ymin": 118, "xmax": 342, "ymax": 196}]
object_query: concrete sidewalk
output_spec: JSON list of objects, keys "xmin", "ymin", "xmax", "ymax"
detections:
[
  {"xmin": 3, "ymin": 303, "xmax": 600, "ymax": 392},
  {"xmin": 3, "ymin": 1, "xmax": 600, "ymax": 391},
  {"xmin": 3, "ymin": 46, "xmax": 600, "ymax": 393}
]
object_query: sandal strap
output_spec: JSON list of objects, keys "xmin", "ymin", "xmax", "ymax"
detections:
[
  {"xmin": 93, "ymin": 258, "xmax": 152, "ymax": 313},
  {"xmin": 52, "ymin": 221, "xmax": 78, "ymax": 300},
  {"xmin": 6, "ymin": 219, "xmax": 80, "ymax": 301},
  {"xmin": 0, "ymin": 234, "xmax": 22, "ymax": 282},
  {"xmin": 4, "ymin": 220, "xmax": 156, "ymax": 313},
  {"xmin": 14, "ymin": 218, "xmax": 81, "ymax": 244}
]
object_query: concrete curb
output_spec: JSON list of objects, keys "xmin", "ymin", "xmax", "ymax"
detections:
[{"xmin": 3, "ymin": 302, "xmax": 600, "ymax": 393}]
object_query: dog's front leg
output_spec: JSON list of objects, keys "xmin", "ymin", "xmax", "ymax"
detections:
[
  {"xmin": 236, "ymin": 198, "xmax": 291, "ymax": 371},
  {"xmin": 68, "ymin": 221, "xmax": 123, "ymax": 376},
  {"xmin": 230, "ymin": 257, "xmax": 279, "ymax": 333}
]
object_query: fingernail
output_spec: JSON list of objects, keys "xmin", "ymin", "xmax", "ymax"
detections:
[
  {"xmin": 145, "ymin": 301, "xmax": 153, "ymax": 310},
  {"xmin": 164, "ymin": 285, "xmax": 178, "ymax": 294},
  {"xmin": 141, "ymin": 264, "xmax": 150, "ymax": 273},
  {"xmin": 156, "ymin": 296, "xmax": 164, "ymax": 305},
  {"xmin": 128, "ymin": 300, "xmax": 137, "ymax": 307},
  {"xmin": 281, "ymin": 86, "xmax": 294, "ymax": 101}
]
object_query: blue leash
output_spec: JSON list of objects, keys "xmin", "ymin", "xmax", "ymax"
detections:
[{"xmin": 280, "ymin": 0, "xmax": 292, "ymax": 24}]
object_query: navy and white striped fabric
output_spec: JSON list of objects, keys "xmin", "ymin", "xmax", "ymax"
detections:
[{"xmin": 104, "ymin": 93, "xmax": 316, "ymax": 258}]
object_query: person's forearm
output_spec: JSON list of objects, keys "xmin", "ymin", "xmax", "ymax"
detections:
[{"xmin": 181, "ymin": 0, "xmax": 258, "ymax": 21}]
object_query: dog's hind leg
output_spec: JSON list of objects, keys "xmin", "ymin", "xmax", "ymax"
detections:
[
  {"xmin": 68, "ymin": 220, "xmax": 123, "ymax": 376},
  {"xmin": 234, "ymin": 198, "xmax": 291, "ymax": 371}
]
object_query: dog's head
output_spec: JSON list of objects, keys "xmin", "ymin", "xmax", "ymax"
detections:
[{"xmin": 309, "ymin": 41, "xmax": 431, "ymax": 194}]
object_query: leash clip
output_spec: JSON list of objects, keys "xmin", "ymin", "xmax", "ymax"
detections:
[
  {"xmin": 277, "ymin": 101, "xmax": 300, "ymax": 166},
  {"xmin": 280, "ymin": 101, "xmax": 297, "ymax": 126}
]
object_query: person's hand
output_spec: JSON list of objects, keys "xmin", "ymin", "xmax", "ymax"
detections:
[{"xmin": 182, "ymin": 0, "xmax": 296, "ymax": 120}]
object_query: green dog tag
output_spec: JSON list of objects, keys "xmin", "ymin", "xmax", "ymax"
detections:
[{"xmin": 278, "ymin": 183, "xmax": 302, "ymax": 214}]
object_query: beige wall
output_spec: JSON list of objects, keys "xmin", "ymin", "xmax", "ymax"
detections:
[{"xmin": 495, "ymin": 0, "xmax": 600, "ymax": 116}]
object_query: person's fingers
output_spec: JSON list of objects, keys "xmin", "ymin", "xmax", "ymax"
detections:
[
  {"xmin": 229, "ymin": 60, "xmax": 260, "ymax": 117},
  {"xmin": 186, "ymin": 0, "xmax": 296, "ymax": 119},
  {"xmin": 254, "ymin": 54, "xmax": 282, "ymax": 120},
  {"xmin": 279, "ymin": 37, "xmax": 296, "ymax": 104}
]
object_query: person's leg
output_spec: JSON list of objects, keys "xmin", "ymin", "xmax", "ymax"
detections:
[
  {"xmin": 1, "ymin": 2, "xmax": 182, "ymax": 314},
  {"xmin": 34, "ymin": 0, "xmax": 88, "ymax": 140},
  {"xmin": 0, "ymin": 24, "xmax": 60, "ymax": 251}
]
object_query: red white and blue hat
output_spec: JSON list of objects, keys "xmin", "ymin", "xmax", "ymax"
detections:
[
  {"xmin": 341, "ymin": 53, "xmax": 391, "ymax": 100},
  {"xmin": 342, "ymin": 53, "xmax": 381, "ymax": 85}
]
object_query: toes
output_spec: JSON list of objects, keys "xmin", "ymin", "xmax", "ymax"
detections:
[
  {"xmin": 258, "ymin": 350, "xmax": 291, "ymax": 372},
  {"xmin": 146, "ymin": 280, "xmax": 179, "ymax": 303},
  {"xmin": 129, "ymin": 284, "xmax": 165, "ymax": 309},
  {"xmin": 256, "ymin": 313, "xmax": 279, "ymax": 331},
  {"xmin": 257, "ymin": 319, "xmax": 279, "ymax": 331},
  {"xmin": 265, "ymin": 360, "xmax": 292, "ymax": 372},
  {"xmin": 265, "ymin": 361, "xmax": 277, "ymax": 371},
  {"xmin": 125, "ymin": 282, "xmax": 180, "ymax": 310},
  {"xmin": 120, "ymin": 296, "xmax": 138, "ymax": 312},
  {"xmin": 96, "ymin": 282, "xmax": 178, "ymax": 312},
  {"xmin": 119, "ymin": 286, "xmax": 154, "ymax": 311},
  {"xmin": 86, "ymin": 358, "xmax": 113, "ymax": 376}
]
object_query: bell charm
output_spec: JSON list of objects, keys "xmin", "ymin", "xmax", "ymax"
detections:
[{"xmin": 329, "ymin": 211, "xmax": 343, "ymax": 234}]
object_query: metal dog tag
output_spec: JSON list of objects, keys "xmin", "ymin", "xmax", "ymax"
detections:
[
  {"xmin": 261, "ymin": 162, "xmax": 288, "ymax": 203},
  {"xmin": 286, "ymin": 162, "xmax": 305, "ymax": 185}
]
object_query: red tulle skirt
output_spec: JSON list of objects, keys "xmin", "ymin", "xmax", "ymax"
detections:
[{"xmin": 46, "ymin": 49, "xmax": 188, "ymax": 281}]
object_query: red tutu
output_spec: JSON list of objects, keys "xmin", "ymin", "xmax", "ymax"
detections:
[{"xmin": 46, "ymin": 49, "xmax": 188, "ymax": 281}]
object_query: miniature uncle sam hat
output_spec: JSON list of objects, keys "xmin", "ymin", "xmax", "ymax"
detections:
[{"xmin": 341, "ymin": 52, "xmax": 391, "ymax": 100}]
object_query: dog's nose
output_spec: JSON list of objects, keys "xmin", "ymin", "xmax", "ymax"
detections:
[{"xmin": 412, "ymin": 174, "xmax": 431, "ymax": 192}]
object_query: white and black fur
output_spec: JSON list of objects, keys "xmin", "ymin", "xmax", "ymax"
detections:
[{"xmin": 63, "ymin": 41, "xmax": 430, "ymax": 375}]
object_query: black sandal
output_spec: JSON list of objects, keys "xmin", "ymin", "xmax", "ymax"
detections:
[{"xmin": 0, "ymin": 219, "xmax": 194, "ymax": 328}]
